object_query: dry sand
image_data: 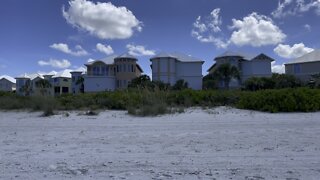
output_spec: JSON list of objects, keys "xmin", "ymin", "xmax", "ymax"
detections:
[{"xmin": 0, "ymin": 107, "xmax": 320, "ymax": 179}]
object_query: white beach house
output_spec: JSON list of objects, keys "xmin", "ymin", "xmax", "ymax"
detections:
[
  {"xmin": 150, "ymin": 52, "xmax": 204, "ymax": 90},
  {"xmin": 0, "ymin": 75, "xmax": 16, "ymax": 92},
  {"xmin": 207, "ymin": 51, "xmax": 274, "ymax": 88},
  {"xmin": 75, "ymin": 53, "xmax": 143, "ymax": 93},
  {"xmin": 285, "ymin": 49, "xmax": 320, "ymax": 81}
]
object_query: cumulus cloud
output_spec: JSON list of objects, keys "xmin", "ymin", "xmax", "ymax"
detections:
[
  {"xmin": 38, "ymin": 59, "xmax": 71, "ymax": 69},
  {"xmin": 50, "ymin": 43, "xmax": 88, "ymax": 56},
  {"xmin": 272, "ymin": 0, "xmax": 320, "ymax": 18},
  {"xmin": 191, "ymin": 8, "xmax": 229, "ymax": 48},
  {"xmin": 96, "ymin": 43, "xmax": 114, "ymax": 55},
  {"xmin": 271, "ymin": 61, "xmax": 286, "ymax": 74},
  {"xmin": 273, "ymin": 43, "xmax": 314, "ymax": 58},
  {"xmin": 126, "ymin": 44, "xmax": 156, "ymax": 56},
  {"xmin": 62, "ymin": 0, "xmax": 142, "ymax": 39},
  {"xmin": 229, "ymin": 12, "xmax": 286, "ymax": 47},
  {"xmin": 87, "ymin": 58, "xmax": 95, "ymax": 63}
]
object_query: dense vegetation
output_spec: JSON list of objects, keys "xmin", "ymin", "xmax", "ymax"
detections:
[{"xmin": 1, "ymin": 86, "xmax": 320, "ymax": 116}]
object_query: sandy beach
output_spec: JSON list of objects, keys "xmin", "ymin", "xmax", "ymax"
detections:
[{"xmin": 0, "ymin": 107, "xmax": 320, "ymax": 179}]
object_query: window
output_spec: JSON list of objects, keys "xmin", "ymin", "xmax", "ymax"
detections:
[
  {"xmin": 294, "ymin": 64, "xmax": 300, "ymax": 74},
  {"xmin": 63, "ymin": 78, "xmax": 68, "ymax": 82},
  {"xmin": 119, "ymin": 65, "xmax": 122, "ymax": 72},
  {"xmin": 54, "ymin": 78, "xmax": 58, "ymax": 83},
  {"xmin": 72, "ymin": 77, "xmax": 75, "ymax": 82},
  {"xmin": 62, "ymin": 87, "xmax": 69, "ymax": 93}
]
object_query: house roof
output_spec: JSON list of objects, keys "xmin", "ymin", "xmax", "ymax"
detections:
[
  {"xmin": 215, "ymin": 51, "xmax": 257, "ymax": 60},
  {"xmin": 15, "ymin": 73, "xmax": 31, "ymax": 79},
  {"xmin": 85, "ymin": 54, "xmax": 118, "ymax": 66},
  {"xmin": 285, "ymin": 49, "xmax": 320, "ymax": 65},
  {"xmin": 0, "ymin": 75, "xmax": 16, "ymax": 83},
  {"xmin": 115, "ymin": 52, "xmax": 137, "ymax": 60},
  {"xmin": 150, "ymin": 52, "xmax": 204, "ymax": 63},
  {"xmin": 215, "ymin": 51, "xmax": 274, "ymax": 61},
  {"xmin": 52, "ymin": 69, "xmax": 72, "ymax": 78},
  {"xmin": 207, "ymin": 63, "xmax": 216, "ymax": 72}
]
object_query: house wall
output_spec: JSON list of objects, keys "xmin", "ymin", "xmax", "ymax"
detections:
[
  {"xmin": 151, "ymin": 58, "xmax": 176, "ymax": 85},
  {"xmin": 15, "ymin": 78, "xmax": 30, "ymax": 96},
  {"xmin": 115, "ymin": 58, "xmax": 140, "ymax": 89},
  {"xmin": 84, "ymin": 76, "xmax": 116, "ymax": 92},
  {"xmin": 52, "ymin": 78, "xmax": 72, "ymax": 96},
  {"xmin": 71, "ymin": 72, "xmax": 83, "ymax": 94},
  {"xmin": 0, "ymin": 79, "xmax": 15, "ymax": 92},
  {"xmin": 176, "ymin": 62, "xmax": 203, "ymax": 90},
  {"xmin": 241, "ymin": 60, "xmax": 272, "ymax": 82},
  {"xmin": 285, "ymin": 61, "xmax": 320, "ymax": 81}
]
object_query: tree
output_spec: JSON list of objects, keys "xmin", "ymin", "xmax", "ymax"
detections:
[
  {"xmin": 213, "ymin": 63, "xmax": 240, "ymax": 89},
  {"xmin": 35, "ymin": 79, "xmax": 52, "ymax": 96},
  {"xmin": 128, "ymin": 75, "xmax": 152, "ymax": 89},
  {"xmin": 203, "ymin": 74, "xmax": 218, "ymax": 90},
  {"xmin": 172, "ymin": 79, "xmax": 188, "ymax": 90},
  {"xmin": 76, "ymin": 77, "xmax": 85, "ymax": 93}
]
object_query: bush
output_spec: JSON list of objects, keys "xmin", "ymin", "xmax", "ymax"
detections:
[
  {"xmin": 237, "ymin": 88, "xmax": 320, "ymax": 112},
  {"xmin": 171, "ymin": 79, "xmax": 188, "ymax": 91}
]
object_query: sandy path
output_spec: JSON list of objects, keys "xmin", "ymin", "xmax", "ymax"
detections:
[{"xmin": 0, "ymin": 107, "xmax": 320, "ymax": 179}]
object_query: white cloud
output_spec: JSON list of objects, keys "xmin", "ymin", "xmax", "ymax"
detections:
[
  {"xmin": 50, "ymin": 43, "xmax": 88, "ymax": 56},
  {"xmin": 272, "ymin": 0, "xmax": 320, "ymax": 18},
  {"xmin": 87, "ymin": 58, "xmax": 95, "ymax": 63},
  {"xmin": 63, "ymin": 0, "xmax": 142, "ymax": 40},
  {"xmin": 273, "ymin": 43, "xmax": 314, "ymax": 58},
  {"xmin": 126, "ymin": 44, "xmax": 156, "ymax": 56},
  {"xmin": 304, "ymin": 24, "xmax": 311, "ymax": 31},
  {"xmin": 96, "ymin": 43, "xmax": 114, "ymax": 55},
  {"xmin": 191, "ymin": 8, "xmax": 229, "ymax": 48},
  {"xmin": 38, "ymin": 59, "xmax": 71, "ymax": 69},
  {"xmin": 229, "ymin": 12, "xmax": 286, "ymax": 47},
  {"xmin": 271, "ymin": 61, "xmax": 286, "ymax": 74}
]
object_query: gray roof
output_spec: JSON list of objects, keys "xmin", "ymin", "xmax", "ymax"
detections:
[
  {"xmin": 150, "ymin": 52, "xmax": 204, "ymax": 63},
  {"xmin": 285, "ymin": 49, "xmax": 320, "ymax": 65},
  {"xmin": 0, "ymin": 75, "xmax": 16, "ymax": 83},
  {"xmin": 215, "ymin": 51, "xmax": 257, "ymax": 60},
  {"xmin": 115, "ymin": 53, "xmax": 137, "ymax": 60}
]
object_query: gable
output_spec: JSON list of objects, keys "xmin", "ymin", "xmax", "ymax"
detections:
[{"xmin": 252, "ymin": 53, "xmax": 274, "ymax": 61}]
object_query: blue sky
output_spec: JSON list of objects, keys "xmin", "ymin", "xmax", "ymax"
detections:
[{"xmin": 0, "ymin": 0, "xmax": 319, "ymax": 77}]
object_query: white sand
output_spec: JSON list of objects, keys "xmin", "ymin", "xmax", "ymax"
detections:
[{"xmin": 0, "ymin": 107, "xmax": 320, "ymax": 179}]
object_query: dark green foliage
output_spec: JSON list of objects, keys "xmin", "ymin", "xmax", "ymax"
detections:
[
  {"xmin": 212, "ymin": 63, "xmax": 240, "ymax": 89},
  {"xmin": 128, "ymin": 75, "xmax": 170, "ymax": 91},
  {"xmin": 244, "ymin": 74, "xmax": 303, "ymax": 91},
  {"xmin": 1, "ymin": 88, "xmax": 320, "ymax": 115},
  {"xmin": 35, "ymin": 79, "xmax": 52, "ymax": 96},
  {"xmin": 171, "ymin": 79, "xmax": 188, "ymax": 91},
  {"xmin": 203, "ymin": 74, "xmax": 218, "ymax": 90},
  {"xmin": 237, "ymin": 88, "xmax": 320, "ymax": 112}
]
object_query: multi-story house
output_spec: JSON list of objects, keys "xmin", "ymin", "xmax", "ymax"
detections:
[
  {"xmin": 0, "ymin": 75, "xmax": 16, "ymax": 92},
  {"xmin": 150, "ymin": 52, "xmax": 204, "ymax": 90},
  {"xmin": 79, "ymin": 53, "xmax": 143, "ymax": 93},
  {"xmin": 207, "ymin": 51, "xmax": 274, "ymax": 88},
  {"xmin": 15, "ymin": 70, "xmax": 72, "ymax": 96},
  {"xmin": 285, "ymin": 49, "xmax": 320, "ymax": 81}
]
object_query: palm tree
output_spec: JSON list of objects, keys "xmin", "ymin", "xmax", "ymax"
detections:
[
  {"xmin": 213, "ymin": 63, "xmax": 240, "ymax": 89},
  {"xmin": 35, "ymin": 79, "xmax": 52, "ymax": 96},
  {"xmin": 76, "ymin": 77, "xmax": 84, "ymax": 93}
]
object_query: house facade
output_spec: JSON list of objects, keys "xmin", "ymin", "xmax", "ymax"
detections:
[
  {"xmin": 285, "ymin": 49, "xmax": 320, "ymax": 81},
  {"xmin": 78, "ymin": 53, "xmax": 143, "ymax": 93},
  {"xmin": 150, "ymin": 52, "xmax": 204, "ymax": 90},
  {"xmin": 0, "ymin": 75, "xmax": 16, "ymax": 92},
  {"xmin": 208, "ymin": 51, "xmax": 274, "ymax": 88},
  {"xmin": 15, "ymin": 70, "xmax": 72, "ymax": 96}
]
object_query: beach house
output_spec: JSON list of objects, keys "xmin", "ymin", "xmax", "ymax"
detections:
[
  {"xmin": 285, "ymin": 49, "xmax": 320, "ymax": 81},
  {"xmin": 78, "ymin": 53, "xmax": 143, "ymax": 93},
  {"xmin": 207, "ymin": 51, "xmax": 274, "ymax": 88},
  {"xmin": 0, "ymin": 75, "xmax": 16, "ymax": 92},
  {"xmin": 150, "ymin": 52, "xmax": 204, "ymax": 90}
]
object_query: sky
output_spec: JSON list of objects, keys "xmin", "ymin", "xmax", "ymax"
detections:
[{"xmin": 0, "ymin": 0, "xmax": 319, "ymax": 77}]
